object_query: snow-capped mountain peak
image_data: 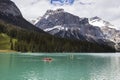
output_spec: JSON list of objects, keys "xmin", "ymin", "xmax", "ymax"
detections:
[
  {"xmin": 89, "ymin": 16, "xmax": 114, "ymax": 28},
  {"xmin": 30, "ymin": 9, "xmax": 65, "ymax": 24}
]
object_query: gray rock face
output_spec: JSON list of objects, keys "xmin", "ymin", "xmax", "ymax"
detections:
[{"xmin": 0, "ymin": 0, "xmax": 22, "ymax": 17}]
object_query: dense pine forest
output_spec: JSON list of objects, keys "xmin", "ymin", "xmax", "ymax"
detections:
[{"xmin": 0, "ymin": 20, "xmax": 115, "ymax": 52}]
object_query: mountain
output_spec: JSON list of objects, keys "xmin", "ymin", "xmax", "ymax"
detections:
[
  {"xmin": 0, "ymin": 0, "xmax": 44, "ymax": 32},
  {"xmin": 36, "ymin": 9, "xmax": 87, "ymax": 40},
  {"xmin": 35, "ymin": 9, "xmax": 119, "ymax": 51}
]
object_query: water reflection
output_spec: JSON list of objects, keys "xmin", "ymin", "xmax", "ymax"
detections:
[{"xmin": 109, "ymin": 56, "xmax": 120, "ymax": 80}]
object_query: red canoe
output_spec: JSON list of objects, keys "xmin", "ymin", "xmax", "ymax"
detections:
[{"xmin": 43, "ymin": 58, "xmax": 53, "ymax": 62}]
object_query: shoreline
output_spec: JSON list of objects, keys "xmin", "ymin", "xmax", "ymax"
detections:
[{"xmin": 0, "ymin": 50, "xmax": 16, "ymax": 53}]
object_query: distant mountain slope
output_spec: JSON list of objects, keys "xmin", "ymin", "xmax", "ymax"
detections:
[{"xmin": 35, "ymin": 9, "xmax": 120, "ymax": 51}]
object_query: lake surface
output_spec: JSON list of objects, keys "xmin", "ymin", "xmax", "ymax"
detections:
[{"xmin": 0, "ymin": 53, "xmax": 120, "ymax": 80}]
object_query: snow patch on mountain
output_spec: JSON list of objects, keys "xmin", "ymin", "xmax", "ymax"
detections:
[
  {"xmin": 44, "ymin": 25, "xmax": 70, "ymax": 32},
  {"xmin": 89, "ymin": 16, "xmax": 114, "ymax": 28}
]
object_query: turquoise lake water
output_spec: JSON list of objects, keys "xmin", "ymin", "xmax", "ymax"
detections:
[{"xmin": 0, "ymin": 53, "xmax": 120, "ymax": 80}]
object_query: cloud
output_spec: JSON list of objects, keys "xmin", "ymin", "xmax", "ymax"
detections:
[{"xmin": 11, "ymin": 0, "xmax": 120, "ymax": 30}]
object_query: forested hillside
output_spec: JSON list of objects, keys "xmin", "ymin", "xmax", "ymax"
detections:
[{"xmin": 0, "ymin": 20, "xmax": 115, "ymax": 52}]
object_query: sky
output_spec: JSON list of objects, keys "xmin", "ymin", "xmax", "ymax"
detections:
[{"xmin": 11, "ymin": 0, "xmax": 120, "ymax": 30}]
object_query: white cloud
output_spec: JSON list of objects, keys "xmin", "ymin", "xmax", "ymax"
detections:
[{"xmin": 11, "ymin": 0, "xmax": 120, "ymax": 30}]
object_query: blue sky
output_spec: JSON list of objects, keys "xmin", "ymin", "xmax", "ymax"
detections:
[
  {"xmin": 50, "ymin": 0, "xmax": 74, "ymax": 4},
  {"xmin": 12, "ymin": 0, "xmax": 120, "ymax": 30}
]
